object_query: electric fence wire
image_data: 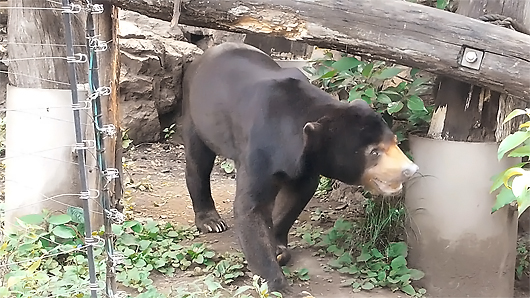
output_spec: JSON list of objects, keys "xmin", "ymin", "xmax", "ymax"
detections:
[{"xmin": 61, "ymin": 0, "xmax": 99, "ymax": 296}]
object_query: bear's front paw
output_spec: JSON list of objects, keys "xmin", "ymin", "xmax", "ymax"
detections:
[{"xmin": 195, "ymin": 211, "xmax": 227, "ymax": 233}]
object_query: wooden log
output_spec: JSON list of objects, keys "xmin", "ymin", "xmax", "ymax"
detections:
[
  {"xmin": 102, "ymin": 0, "xmax": 530, "ymax": 100},
  {"xmin": 428, "ymin": 0, "xmax": 530, "ymax": 143}
]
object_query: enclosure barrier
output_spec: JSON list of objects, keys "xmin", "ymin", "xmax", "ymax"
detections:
[{"xmin": 2, "ymin": 1, "xmax": 123, "ymax": 297}]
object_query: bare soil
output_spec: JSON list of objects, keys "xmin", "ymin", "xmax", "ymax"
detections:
[{"xmin": 123, "ymin": 142, "xmax": 529, "ymax": 298}]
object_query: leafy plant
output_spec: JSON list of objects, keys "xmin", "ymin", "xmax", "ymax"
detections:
[
  {"xmin": 213, "ymin": 251, "xmax": 247, "ymax": 284},
  {"xmin": 282, "ymin": 267, "xmax": 311, "ymax": 283},
  {"xmin": 292, "ymin": 222, "xmax": 324, "ymax": 247},
  {"xmin": 163, "ymin": 124, "xmax": 176, "ymax": 140},
  {"xmin": 220, "ymin": 159, "xmax": 236, "ymax": 174},
  {"xmin": 314, "ymin": 176, "xmax": 334, "ymax": 198},
  {"xmin": 304, "ymin": 53, "xmax": 433, "ymax": 141},
  {"xmin": 516, "ymin": 238, "xmax": 530, "ymax": 280},
  {"xmin": 0, "ymin": 209, "xmax": 240, "ymax": 297},
  {"xmin": 328, "ymin": 242, "xmax": 425, "ymax": 296},
  {"xmin": 122, "ymin": 127, "xmax": 134, "ymax": 150},
  {"xmin": 0, "ymin": 210, "xmax": 106, "ymax": 298},
  {"xmin": 491, "ymin": 108, "xmax": 530, "ymax": 217}
]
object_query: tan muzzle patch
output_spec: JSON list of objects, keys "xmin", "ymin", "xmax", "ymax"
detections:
[{"xmin": 362, "ymin": 139, "xmax": 419, "ymax": 195}]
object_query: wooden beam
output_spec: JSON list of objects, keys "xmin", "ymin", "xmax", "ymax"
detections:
[{"xmin": 102, "ymin": 0, "xmax": 530, "ymax": 100}]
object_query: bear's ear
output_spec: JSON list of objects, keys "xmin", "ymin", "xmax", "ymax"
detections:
[{"xmin": 303, "ymin": 122, "xmax": 322, "ymax": 151}]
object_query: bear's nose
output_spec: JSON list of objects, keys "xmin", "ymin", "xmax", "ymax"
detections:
[{"xmin": 402, "ymin": 163, "xmax": 419, "ymax": 178}]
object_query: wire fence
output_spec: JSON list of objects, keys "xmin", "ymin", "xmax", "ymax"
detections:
[{"xmin": 0, "ymin": 1, "xmax": 123, "ymax": 297}]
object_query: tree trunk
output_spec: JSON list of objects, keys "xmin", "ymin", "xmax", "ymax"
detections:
[
  {"xmin": 100, "ymin": 0, "xmax": 530, "ymax": 100},
  {"xmin": 7, "ymin": 0, "xmax": 87, "ymax": 88}
]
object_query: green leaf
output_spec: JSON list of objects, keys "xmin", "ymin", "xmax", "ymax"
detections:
[
  {"xmin": 503, "ymin": 109, "xmax": 528, "ymax": 124},
  {"xmin": 498, "ymin": 131, "xmax": 530, "ymax": 160},
  {"xmin": 203, "ymin": 251, "xmax": 215, "ymax": 258},
  {"xmin": 67, "ymin": 207, "xmax": 85, "ymax": 224},
  {"xmin": 400, "ymin": 273, "xmax": 411, "ymax": 283},
  {"xmin": 362, "ymin": 63, "xmax": 374, "ymax": 78},
  {"xmin": 234, "ymin": 285, "xmax": 253, "ymax": 296},
  {"xmin": 120, "ymin": 233, "xmax": 138, "ymax": 246},
  {"xmin": 388, "ymin": 242, "xmax": 408, "ymax": 258},
  {"xmin": 364, "ymin": 88, "xmax": 376, "ymax": 98},
  {"xmin": 348, "ymin": 90, "xmax": 362, "ymax": 102},
  {"xmin": 139, "ymin": 240, "xmax": 151, "ymax": 250},
  {"xmin": 490, "ymin": 162, "xmax": 528, "ymax": 192},
  {"xmin": 328, "ymin": 259, "xmax": 344, "ymax": 269},
  {"xmin": 517, "ymin": 190, "xmax": 530, "ymax": 218},
  {"xmin": 370, "ymin": 248, "xmax": 384, "ymax": 259},
  {"xmin": 376, "ymin": 93, "xmax": 392, "ymax": 104},
  {"xmin": 331, "ymin": 57, "xmax": 362, "ymax": 71},
  {"xmin": 436, "ymin": 0, "xmax": 448, "ymax": 9},
  {"xmin": 407, "ymin": 95, "xmax": 427, "ymax": 111},
  {"xmin": 508, "ymin": 145, "xmax": 530, "ymax": 157},
  {"xmin": 374, "ymin": 67, "xmax": 403, "ymax": 80},
  {"xmin": 18, "ymin": 213, "xmax": 45, "ymax": 225},
  {"xmin": 409, "ymin": 269, "xmax": 425, "ymax": 280},
  {"xmin": 195, "ymin": 254, "xmax": 204, "ymax": 264},
  {"xmin": 390, "ymin": 256, "xmax": 407, "ymax": 270},
  {"xmin": 52, "ymin": 225, "xmax": 76, "ymax": 239},
  {"xmin": 492, "ymin": 186, "xmax": 517, "ymax": 214},
  {"xmin": 357, "ymin": 251, "xmax": 372, "ymax": 262},
  {"xmin": 387, "ymin": 102, "xmax": 404, "ymax": 115},
  {"xmin": 320, "ymin": 70, "xmax": 338, "ymax": 79},
  {"xmin": 48, "ymin": 214, "xmax": 72, "ymax": 225},
  {"xmin": 361, "ymin": 94, "xmax": 372, "ymax": 105},
  {"xmin": 401, "ymin": 284, "xmax": 416, "ymax": 295},
  {"xmin": 361, "ymin": 281, "xmax": 375, "ymax": 290}
]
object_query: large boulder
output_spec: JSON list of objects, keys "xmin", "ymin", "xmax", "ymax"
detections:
[{"xmin": 118, "ymin": 10, "xmax": 203, "ymax": 143}]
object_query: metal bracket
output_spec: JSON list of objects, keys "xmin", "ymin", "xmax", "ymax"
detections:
[
  {"xmin": 459, "ymin": 47, "xmax": 484, "ymax": 70},
  {"xmin": 72, "ymin": 101, "xmax": 92, "ymax": 111},
  {"xmin": 62, "ymin": 3, "xmax": 82, "ymax": 14},
  {"xmin": 67, "ymin": 53, "xmax": 87, "ymax": 64},
  {"xmin": 103, "ymin": 168, "xmax": 120, "ymax": 181},
  {"xmin": 89, "ymin": 86, "xmax": 111, "ymax": 100},
  {"xmin": 98, "ymin": 124, "xmax": 117, "ymax": 138},
  {"xmin": 74, "ymin": 139, "xmax": 96, "ymax": 150},
  {"xmin": 87, "ymin": 3, "xmax": 104, "ymax": 14},
  {"xmin": 88, "ymin": 36, "xmax": 108, "ymax": 52}
]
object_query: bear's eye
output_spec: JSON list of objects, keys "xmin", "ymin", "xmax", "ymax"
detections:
[{"xmin": 370, "ymin": 148, "xmax": 380, "ymax": 156}]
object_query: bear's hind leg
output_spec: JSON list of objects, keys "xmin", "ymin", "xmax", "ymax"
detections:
[
  {"xmin": 183, "ymin": 122, "xmax": 227, "ymax": 233},
  {"xmin": 272, "ymin": 175, "xmax": 320, "ymax": 266}
]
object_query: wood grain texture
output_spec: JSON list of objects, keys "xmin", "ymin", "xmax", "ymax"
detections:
[
  {"xmin": 432, "ymin": 0, "xmax": 530, "ymax": 142},
  {"xmin": 7, "ymin": 0, "xmax": 87, "ymax": 88},
  {"xmin": 103, "ymin": 0, "xmax": 530, "ymax": 100}
]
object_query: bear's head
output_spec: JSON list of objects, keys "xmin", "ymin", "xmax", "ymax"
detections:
[{"xmin": 303, "ymin": 99, "xmax": 418, "ymax": 196}]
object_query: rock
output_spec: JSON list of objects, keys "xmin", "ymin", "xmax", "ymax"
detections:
[
  {"xmin": 180, "ymin": 24, "xmax": 246, "ymax": 51},
  {"xmin": 118, "ymin": 10, "xmax": 203, "ymax": 143}
]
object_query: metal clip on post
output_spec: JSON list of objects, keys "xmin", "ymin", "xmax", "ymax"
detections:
[
  {"xmin": 67, "ymin": 53, "xmax": 88, "ymax": 64},
  {"xmin": 99, "ymin": 124, "xmax": 117, "ymax": 138},
  {"xmin": 74, "ymin": 140, "xmax": 96, "ymax": 150},
  {"xmin": 87, "ymin": 3, "xmax": 104, "ymax": 14},
  {"xmin": 88, "ymin": 36, "xmax": 108, "ymax": 52},
  {"xmin": 62, "ymin": 3, "xmax": 82, "ymax": 14},
  {"xmin": 72, "ymin": 101, "xmax": 92, "ymax": 110},
  {"xmin": 105, "ymin": 209, "xmax": 125, "ymax": 224},
  {"xmin": 103, "ymin": 168, "xmax": 120, "ymax": 181}
]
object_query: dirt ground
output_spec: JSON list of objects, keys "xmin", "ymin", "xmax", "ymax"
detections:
[{"xmin": 122, "ymin": 142, "xmax": 529, "ymax": 298}]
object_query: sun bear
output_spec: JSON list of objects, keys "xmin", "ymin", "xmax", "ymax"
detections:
[{"xmin": 182, "ymin": 42, "xmax": 418, "ymax": 294}]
